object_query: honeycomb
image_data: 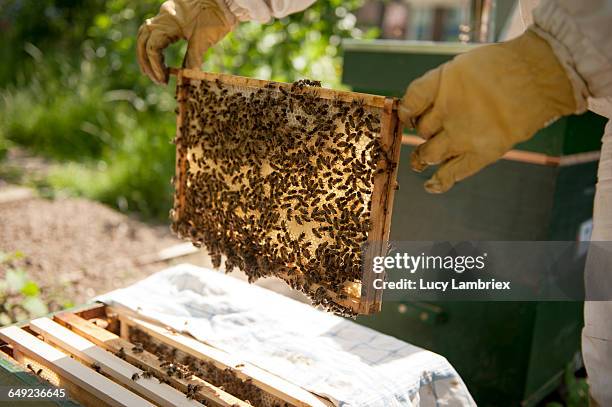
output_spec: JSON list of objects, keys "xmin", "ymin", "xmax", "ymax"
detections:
[{"xmin": 171, "ymin": 72, "xmax": 399, "ymax": 316}]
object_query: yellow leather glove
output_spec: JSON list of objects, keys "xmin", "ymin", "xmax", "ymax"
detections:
[
  {"xmin": 137, "ymin": 0, "xmax": 236, "ymax": 84},
  {"xmin": 399, "ymin": 29, "xmax": 577, "ymax": 193}
]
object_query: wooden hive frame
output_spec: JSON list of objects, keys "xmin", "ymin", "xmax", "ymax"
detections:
[
  {"xmin": 0, "ymin": 303, "xmax": 334, "ymax": 407},
  {"xmin": 170, "ymin": 68, "xmax": 403, "ymax": 315}
]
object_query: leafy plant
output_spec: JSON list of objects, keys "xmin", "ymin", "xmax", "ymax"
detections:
[
  {"xmin": 0, "ymin": 57, "xmax": 119, "ymax": 161},
  {"xmin": 544, "ymin": 365, "xmax": 589, "ymax": 407},
  {"xmin": 0, "ymin": 251, "xmax": 49, "ymax": 326}
]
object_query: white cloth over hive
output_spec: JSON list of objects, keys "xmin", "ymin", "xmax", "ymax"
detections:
[{"xmin": 96, "ymin": 264, "xmax": 475, "ymax": 407}]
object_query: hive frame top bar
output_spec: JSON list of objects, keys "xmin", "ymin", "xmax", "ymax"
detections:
[{"xmin": 169, "ymin": 68, "xmax": 399, "ymax": 110}]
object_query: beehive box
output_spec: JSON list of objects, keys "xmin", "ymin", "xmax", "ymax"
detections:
[
  {"xmin": 0, "ymin": 303, "xmax": 334, "ymax": 407},
  {"xmin": 170, "ymin": 69, "xmax": 402, "ymax": 315}
]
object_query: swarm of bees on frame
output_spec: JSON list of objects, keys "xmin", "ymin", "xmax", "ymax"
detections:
[
  {"xmin": 130, "ymin": 328, "xmax": 280, "ymax": 406},
  {"xmin": 171, "ymin": 76, "xmax": 390, "ymax": 316}
]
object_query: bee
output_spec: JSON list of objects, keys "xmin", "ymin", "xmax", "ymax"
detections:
[
  {"xmin": 131, "ymin": 373, "xmax": 140, "ymax": 381},
  {"xmin": 186, "ymin": 383, "xmax": 202, "ymax": 399},
  {"xmin": 27, "ymin": 364, "xmax": 44, "ymax": 377}
]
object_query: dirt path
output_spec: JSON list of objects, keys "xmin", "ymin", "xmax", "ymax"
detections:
[{"xmin": 0, "ymin": 194, "xmax": 180, "ymax": 306}]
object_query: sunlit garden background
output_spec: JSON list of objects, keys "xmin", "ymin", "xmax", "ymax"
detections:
[{"xmin": 0, "ymin": 0, "xmax": 375, "ymax": 220}]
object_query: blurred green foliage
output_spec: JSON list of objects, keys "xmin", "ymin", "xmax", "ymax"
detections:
[
  {"xmin": 0, "ymin": 0, "xmax": 375, "ymax": 220},
  {"xmin": 544, "ymin": 368, "xmax": 589, "ymax": 407},
  {"xmin": 0, "ymin": 251, "xmax": 49, "ymax": 326}
]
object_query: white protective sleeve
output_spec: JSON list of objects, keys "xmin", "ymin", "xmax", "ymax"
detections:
[
  {"xmin": 221, "ymin": 0, "xmax": 316, "ymax": 23},
  {"xmin": 584, "ymin": 120, "xmax": 612, "ymax": 407},
  {"xmin": 528, "ymin": 1, "xmax": 612, "ymax": 405},
  {"xmin": 530, "ymin": 0, "xmax": 612, "ymax": 114}
]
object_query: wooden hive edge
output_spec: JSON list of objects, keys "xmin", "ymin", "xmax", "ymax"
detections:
[{"xmin": 170, "ymin": 68, "xmax": 397, "ymax": 109}]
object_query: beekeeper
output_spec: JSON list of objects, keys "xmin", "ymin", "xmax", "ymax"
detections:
[{"xmin": 137, "ymin": 0, "xmax": 612, "ymax": 404}]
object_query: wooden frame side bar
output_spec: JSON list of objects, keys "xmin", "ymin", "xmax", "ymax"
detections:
[
  {"xmin": 173, "ymin": 70, "xmax": 189, "ymax": 223},
  {"xmin": 361, "ymin": 98, "xmax": 403, "ymax": 314}
]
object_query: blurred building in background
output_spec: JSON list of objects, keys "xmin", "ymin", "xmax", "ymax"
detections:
[
  {"xmin": 356, "ymin": 0, "xmax": 469, "ymax": 42},
  {"xmin": 355, "ymin": 0, "xmax": 517, "ymax": 43}
]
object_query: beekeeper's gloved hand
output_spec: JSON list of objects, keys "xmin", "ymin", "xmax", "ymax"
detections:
[
  {"xmin": 137, "ymin": 0, "xmax": 236, "ymax": 84},
  {"xmin": 399, "ymin": 29, "xmax": 577, "ymax": 193}
]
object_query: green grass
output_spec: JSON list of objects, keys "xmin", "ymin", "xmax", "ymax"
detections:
[
  {"xmin": 0, "ymin": 136, "xmax": 9, "ymax": 161},
  {"xmin": 0, "ymin": 65, "xmax": 117, "ymax": 161},
  {"xmin": 0, "ymin": 57, "xmax": 178, "ymax": 221},
  {"xmin": 48, "ymin": 118, "xmax": 176, "ymax": 219}
]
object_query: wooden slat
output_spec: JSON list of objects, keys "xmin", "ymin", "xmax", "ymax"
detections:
[
  {"xmin": 111, "ymin": 308, "xmax": 333, "ymax": 407},
  {"xmin": 53, "ymin": 312, "xmax": 251, "ymax": 407},
  {"xmin": 559, "ymin": 150, "xmax": 600, "ymax": 166},
  {"xmin": 11, "ymin": 349, "xmax": 111, "ymax": 407},
  {"xmin": 29, "ymin": 318, "xmax": 201, "ymax": 407},
  {"xmin": 0, "ymin": 348, "xmax": 83, "ymax": 407},
  {"xmin": 0, "ymin": 325, "xmax": 152, "ymax": 407},
  {"xmin": 71, "ymin": 302, "xmax": 107, "ymax": 320},
  {"xmin": 361, "ymin": 98, "xmax": 403, "ymax": 313},
  {"xmin": 172, "ymin": 68, "xmax": 390, "ymax": 109}
]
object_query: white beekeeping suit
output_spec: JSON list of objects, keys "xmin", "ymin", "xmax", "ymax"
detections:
[
  {"xmin": 396, "ymin": 0, "xmax": 611, "ymax": 400},
  {"xmin": 220, "ymin": 0, "xmax": 316, "ymax": 23},
  {"xmin": 519, "ymin": 2, "xmax": 612, "ymax": 405}
]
